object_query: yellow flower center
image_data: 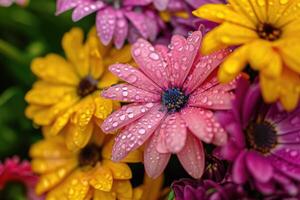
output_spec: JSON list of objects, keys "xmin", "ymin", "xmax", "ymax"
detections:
[
  {"xmin": 78, "ymin": 144, "xmax": 101, "ymax": 167},
  {"xmin": 246, "ymin": 121, "xmax": 278, "ymax": 154},
  {"xmin": 257, "ymin": 23, "xmax": 282, "ymax": 41},
  {"xmin": 77, "ymin": 76, "xmax": 98, "ymax": 98}
]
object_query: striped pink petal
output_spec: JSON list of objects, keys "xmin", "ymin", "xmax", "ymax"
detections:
[
  {"xmin": 96, "ymin": 7, "xmax": 116, "ymax": 45},
  {"xmin": 72, "ymin": 0, "xmax": 104, "ymax": 21},
  {"xmin": 114, "ymin": 13, "xmax": 128, "ymax": 49},
  {"xmin": 101, "ymin": 103, "xmax": 157, "ymax": 133},
  {"xmin": 144, "ymin": 130, "xmax": 171, "ymax": 178},
  {"xmin": 177, "ymin": 133, "xmax": 205, "ymax": 178},
  {"xmin": 109, "ymin": 64, "xmax": 161, "ymax": 93},
  {"xmin": 131, "ymin": 39, "xmax": 169, "ymax": 89},
  {"xmin": 112, "ymin": 105, "xmax": 166, "ymax": 161},
  {"xmin": 101, "ymin": 84, "xmax": 161, "ymax": 103},
  {"xmin": 168, "ymin": 31, "xmax": 202, "ymax": 87}
]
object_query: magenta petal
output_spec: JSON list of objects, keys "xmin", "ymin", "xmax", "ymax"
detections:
[
  {"xmin": 181, "ymin": 107, "xmax": 224, "ymax": 144},
  {"xmin": 101, "ymin": 84, "xmax": 161, "ymax": 103},
  {"xmin": 114, "ymin": 13, "xmax": 128, "ymax": 49},
  {"xmin": 144, "ymin": 11, "xmax": 160, "ymax": 41},
  {"xmin": 125, "ymin": 11, "xmax": 148, "ymax": 38},
  {"xmin": 72, "ymin": 1, "xmax": 104, "ymax": 21},
  {"xmin": 123, "ymin": 0, "xmax": 152, "ymax": 6},
  {"xmin": 112, "ymin": 105, "xmax": 166, "ymax": 161},
  {"xmin": 219, "ymin": 140, "xmax": 240, "ymax": 161},
  {"xmin": 153, "ymin": 0, "xmax": 169, "ymax": 10},
  {"xmin": 162, "ymin": 113, "xmax": 187, "ymax": 153},
  {"xmin": 109, "ymin": 64, "xmax": 161, "ymax": 93},
  {"xmin": 246, "ymin": 151, "xmax": 273, "ymax": 183},
  {"xmin": 169, "ymin": 31, "xmax": 203, "ymax": 87},
  {"xmin": 177, "ymin": 134, "xmax": 205, "ymax": 179},
  {"xmin": 131, "ymin": 39, "xmax": 168, "ymax": 89},
  {"xmin": 254, "ymin": 181, "xmax": 275, "ymax": 195},
  {"xmin": 242, "ymin": 84, "xmax": 261, "ymax": 126},
  {"xmin": 273, "ymin": 148, "xmax": 300, "ymax": 167},
  {"xmin": 56, "ymin": 0, "xmax": 79, "ymax": 15},
  {"xmin": 232, "ymin": 150, "xmax": 248, "ymax": 184},
  {"xmin": 144, "ymin": 131, "xmax": 171, "ymax": 178},
  {"xmin": 96, "ymin": 7, "xmax": 116, "ymax": 46},
  {"xmin": 269, "ymin": 155, "xmax": 300, "ymax": 181},
  {"xmin": 273, "ymin": 173, "xmax": 299, "ymax": 196},
  {"xmin": 101, "ymin": 103, "xmax": 157, "ymax": 133},
  {"xmin": 183, "ymin": 49, "xmax": 231, "ymax": 93}
]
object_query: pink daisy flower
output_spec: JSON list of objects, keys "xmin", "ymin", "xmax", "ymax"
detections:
[
  {"xmin": 101, "ymin": 30, "xmax": 236, "ymax": 179},
  {"xmin": 0, "ymin": 156, "xmax": 42, "ymax": 200},
  {"xmin": 56, "ymin": 0, "xmax": 164, "ymax": 49}
]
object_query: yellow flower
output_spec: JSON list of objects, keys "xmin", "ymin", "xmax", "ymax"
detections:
[
  {"xmin": 25, "ymin": 27, "xmax": 132, "ymax": 149},
  {"xmin": 193, "ymin": 0, "xmax": 300, "ymax": 111},
  {"xmin": 30, "ymin": 133, "xmax": 142, "ymax": 200}
]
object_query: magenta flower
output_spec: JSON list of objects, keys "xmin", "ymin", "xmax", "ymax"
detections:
[
  {"xmin": 101, "ymin": 30, "xmax": 236, "ymax": 178},
  {"xmin": 216, "ymin": 78, "xmax": 300, "ymax": 196},
  {"xmin": 56, "ymin": 0, "xmax": 163, "ymax": 48},
  {"xmin": 123, "ymin": 0, "xmax": 169, "ymax": 11},
  {"xmin": 0, "ymin": 156, "xmax": 42, "ymax": 200}
]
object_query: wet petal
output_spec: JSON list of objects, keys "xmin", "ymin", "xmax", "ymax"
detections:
[
  {"xmin": 96, "ymin": 8, "xmax": 116, "ymax": 46},
  {"xmin": 273, "ymin": 148, "xmax": 300, "ymax": 167},
  {"xmin": 131, "ymin": 39, "xmax": 168, "ymax": 89},
  {"xmin": 144, "ymin": 131, "xmax": 171, "ymax": 178},
  {"xmin": 113, "ymin": 14, "xmax": 128, "ymax": 49},
  {"xmin": 112, "ymin": 105, "xmax": 166, "ymax": 161},
  {"xmin": 89, "ymin": 165, "xmax": 113, "ymax": 192},
  {"xmin": 102, "ymin": 160, "xmax": 132, "ymax": 180},
  {"xmin": 153, "ymin": 0, "xmax": 169, "ymax": 10},
  {"xmin": 125, "ymin": 11, "xmax": 149, "ymax": 38},
  {"xmin": 177, "ymin": 133, "xmax": 205, "ymax": 179},
  {"xmin": 72, "ymin": 1, "xmax": 105, "ymax": 21},
  {"xmin": 101, "ymin": 103, "xmax": 156, "ymax": 133},
  {"xmin": 109, "ymin": 64, "xmax": 161, "ymax": 93},
  {"xmin": 56, "ymin": 0, "xmax": 79, "ymax": 15},
  {"xmin": 102, "ymin": 84, "xmax": 161, "ymax": 103},
  {"xmin": 232, "ymin": 150, "xmax": 248, "ymax": 184},
  {"xmin": 269, "ymin": 155, "xmax": 300, "ymax": 181}
]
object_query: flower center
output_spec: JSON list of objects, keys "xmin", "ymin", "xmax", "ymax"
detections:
[
  {"xmin": 77, "ymin": 76, "xmax": 98, "ymax": 98},
  {"xmin": 257, "ymin": 23, "xmax": 282, "ymax": 41},
  {"xmin": 162, "ymin": 88, "xmax": 189, "ymax": 112},
  {"xmin": 246, "ymin": 121, "xmax": 278, "ymax": 154},
  {"xmin": 78, "ymin": 144, "xmax": 101, "ymax": 167}
]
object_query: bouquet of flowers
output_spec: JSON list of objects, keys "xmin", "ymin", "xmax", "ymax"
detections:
[{"xmin": 0, "ymin": 0, "xmax": 300, "ymax": 199}]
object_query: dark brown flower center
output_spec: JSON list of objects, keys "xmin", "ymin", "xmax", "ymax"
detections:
[
  {"xmin": 257, "ymin": 23, "xmax": 282, "ymax": 41},
  {"xmin": 246, "ymin": 121, "xmax": 278, "ymax": 154},
  {"xmin": 77, "ymin": 76, "xmax": 98, "ymax": 98},
  {"xmin": 78, "ymin": 144, "xmax": 101, "ymax": 167}
]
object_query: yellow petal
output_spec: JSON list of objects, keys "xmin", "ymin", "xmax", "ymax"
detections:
[
  {"xmin": 89, "ymin": 45, "xmax": 104, "ymax": 80},
  {"xmin": 31, "ymin": 54, "xmax": 79, "ymax": 85},
  {"xmin": 25, "ymin": 84, "xmax": 74, "ymax": 106},
  {"xmin": 31, "ymin": 157, "xmax": 76, "ymax": 174},
  {"xmin": 112, "ymin": 180, "xmax": 133, "ymax": 200},
  {"xmin": 89, "ymin": 165, "xmax": 113, "ymax": 192},
  {"xmin": 50, "ymin": 107, "xmax": 75, "ymax": 136},
  {"xmin": 275, "ymin": 38, "xmax": 300, "ymax": 74},
  {"xmin": 260, "ymin": 73, "xmax": 280, "ymax": 103},
  {"xmin": 193, "ymin": 4, "xmax": 255, "ymax": 28},
  {"xmin": 102, "ymin": 139, "xmax": 143, "ymax": 163},
  {"xmin": 71, "ymin": 97, "xmax": 95, "ymax": 129},
  {"xmin": 102, "ymin": 160, "xmax": 132, "ymax": 180},
  {"xmin": 201, "ymin": 27, "xmax": 228, "ymax": 55},
  {"xmin": 267, "ymin": 0, "xmax": 295, "ymax": 25},
  {"xmin": 140, "ymin": 175, "xmax": 164, "ymax": 200},
  {"xmin": 35, "ymin": 162, "xmax": 76, "ymax": 195},
  {"xmin": 25, "ymin": 104, "xmax": 43, "ymax": 120},
  {"xmin": 87, "ymin": 27, "xmax": 109, "ymax": 56},
  {"xmin": 276, "ymin": 1, "xmax": 300, "ymax": 27},
  {"xmin": 93, "ymin": 93, "xmax": 113, "ymax": 120},
  {"xmin": 218, "ymin": 45, "xmax": 248, "ymax": 83},
  {"xmin": 69, "ymin": 122, "xmax": 93, "ymax": 149},
  {"xmin": 93, "ymin": 189, "xmax": 116, "ymax": 200},
  {"xmin": 90, "ymin": 125, "xmax": 106, "ymax": 146},
  {"xmin": 98, "ymin": 70, "xmax": 119, "ymax": 89},
  {"xmin": 105, "ymin": 45, "xmax": 132, "ymax": 65}
]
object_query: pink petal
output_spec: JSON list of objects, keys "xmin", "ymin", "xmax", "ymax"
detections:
[
  {"xmin": 101, "ymin": 84, "xmax": 161, "ymax": 103},
  {"xmin": 156, "ymin": 126, "xmax": 169, "ymax": 153},
  {"xmin": 153, "ymin": 0, "xmax": 169, "ymax": 10},
  {"xmin": 109, "ymin": 64, "xmax": 161, "ymax": 94},
  {"xmin": 56, "ymin": 0, "xmax": 79, "ymax": 15},
  {"xmin": 72, "ymin": 1, "xmax": 104, "ymax": 21},
  {"xmin": 246, "ymin": 151, "xmax": 273, "ymax": 183},
  {"xmin": 125, "ymin": 11, "xmax": 149, "ymax": 38},
  {"xmin": 144, "ymin": 11, "xmax": 160, "ymax": 41},
  {"xmin": 123, "ymin": 0, "xmax": 152, "ymax": 6},
  {"xmin": 131, "ymin": 39, "xmax": 169, "ymax": 89},
  {"xmin": 183, "ymin": 49, "xmax": 231, "ymax": 93},
  {"xmin": 96, "ymin": 7, "xmax": 116, "ymax": 46},
  {"xmin": 211, "ymin": 125, "xmax": 228, "ymax": 146},
  {"xmin": 144, "ymin": 131, "xmax": 171, "ymax": 178},
  {"xmin": 181, "ymin": 107, "xmax": 224, "ymax": 144},
  {"xmin": 155, "ymin": 45, "xmax": 172, "ymax": 78},
  {"xmin": 188, "ymin": 86, "xmax": 234, "ymax": 110},
  {"xmin": 113, "ymin": 13, "xmax": 128, "ymax": 49},
  {"xmin": 232, "ymin": 150, "xmax": 249, "ymax": 184},
  {"xmin": 177, "ymin": 133, "xmax": 205, "ymax": 178},
  {"xmin": 112, "ymin": 105, "xmax": 166, "ymax": 161},
  {"xmin": 168, "ymin": 31, "xmax": 203, "ymax": 87},
  {"xmin": 161, "ymin": 113, "xmax": 187, "ymax": 153},
  {"xmin": 101, "ymin": 103, "xmax": 157, "ymax": 133}
]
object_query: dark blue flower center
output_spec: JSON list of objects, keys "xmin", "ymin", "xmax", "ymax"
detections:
[
  {"xmin": 246, "ymin": 121, "xmax": 277, "ymax": 154},
  {"xmin": 162, "ymin": 88, "xmax": 189, "ymax": 112}
]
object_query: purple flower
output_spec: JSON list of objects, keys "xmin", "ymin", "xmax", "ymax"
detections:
[
  {"xmin": 56, "ymin": 0, "xmax": 164, "ymax": 49},
  {"xmin": 216, "ymin": 78, "xmax": 300, "ymax": 196},
  {"xmin": 171, "ymin": 179, "xmax": 253, "ymax": 200}
]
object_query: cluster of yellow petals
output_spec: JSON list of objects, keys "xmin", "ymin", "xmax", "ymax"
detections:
[
  {"xmin": 193, "ymin": 0, "xmax": 300, "ymax": 111},
  {"xmin": 25, "ymin": 27, "xmax": 132, "ymax": 150}
]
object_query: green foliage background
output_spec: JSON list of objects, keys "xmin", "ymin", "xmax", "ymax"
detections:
[{"xmin": 0, "ymin": 0, "xmax": 94, "ymax": 159}]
